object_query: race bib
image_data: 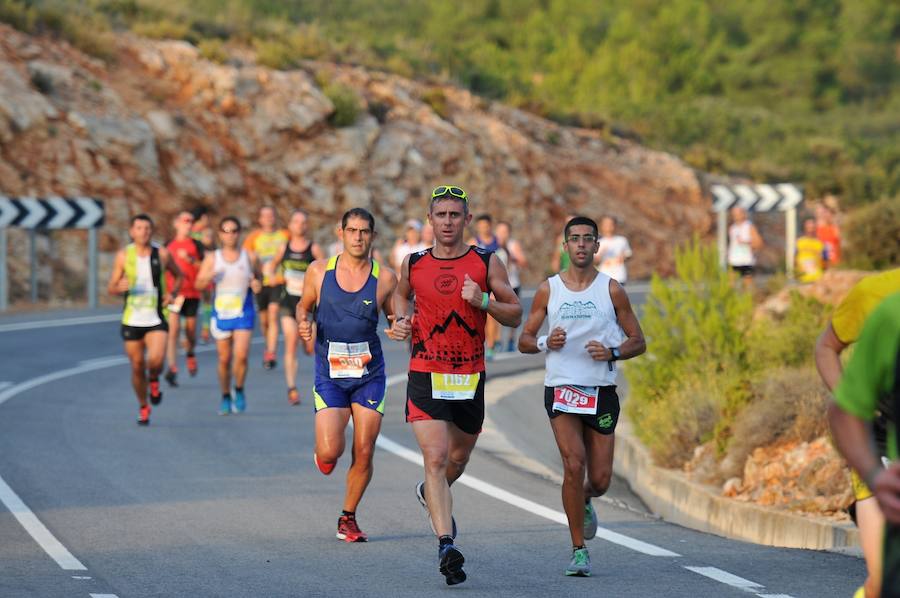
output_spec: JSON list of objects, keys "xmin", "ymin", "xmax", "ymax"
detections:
[
  {"xmin": 285, "ymin": 270, "xmax": 305, "ymax": 296},
  {"xmin": 431, "ymin": 373, "xmax": 479, "ymax": 400},
  {"xmin": 552, "ymin": 385, "xmax": 599, "ymax": 415},
  {"xmin": 214, "ymin": 290, "xmax": 244, "ymax": 320},
  {"xmin": 128, "ymin": 286, "xmax": 158, "ymax": 311},
  {"xmin": 328, "ymin": 342, "xmax": 372, "ymax": 379}
]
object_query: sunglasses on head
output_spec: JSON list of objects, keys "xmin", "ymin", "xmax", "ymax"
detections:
[
  {"xmin": 220, "ymin": 227, "xmax": 239, "ymax": 234},
  {"xmin": 431, "ymin": 185, "xmax": 468, "ymax": 202}
]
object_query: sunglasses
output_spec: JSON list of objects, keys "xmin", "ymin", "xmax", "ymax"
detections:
[
  {"xmin": 220, "ymin": 228, "xmax": 239, "ymax": 234},
  {"xmin": 431, "ymin": 185, "xmax": 468, "ymax": 202},
  {"xmin": 566, "ymin": 234, "xmax": 598, "ymax": 244}
]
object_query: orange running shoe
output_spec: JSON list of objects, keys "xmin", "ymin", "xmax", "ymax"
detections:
[
  {"xmin": 186, "ymin": 354, "xmax": 198, "ymax": 377},
  {"xmin": 138, "ymin": 404, "xmax": 151, "ymax": 426},
  {"xmin": 149, "ymin": 380, "xmax": 163, "ymax": 405},
  {"xmin": 314, "ymin": 453, "xmax": 335, "ymax": 475},
  {"xmin": 336, "ymin": 515, "xmax": 368, "ymax": 543},
  {"xmin": 288, "ymin": 387, "xmax": 300, "ymax": 406}
]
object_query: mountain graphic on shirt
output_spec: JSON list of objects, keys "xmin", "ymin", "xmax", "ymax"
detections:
[
  {"xmin": 558, "ymin": 300, "xmax": 598, "ymax": 320},
  {"xmin": 412, "ymin": 310, "xmax": 482, "ymax": 368}
]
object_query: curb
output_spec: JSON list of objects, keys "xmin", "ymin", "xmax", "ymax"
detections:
[{"xmin": 613, "ymin": 417, "xmax": 860, "ymax": 551}]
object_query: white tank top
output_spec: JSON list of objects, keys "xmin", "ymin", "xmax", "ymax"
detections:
[
  {"xmin": 213, "ymin": 249, "xmax": 252, "ymax": 320},
  {"xmin": 124, "ymin": 253, "xmax": 162, "ymax": 327},
  {"xmin": 728, "ymin": 221, "xmax": 755, "ymax": 266},
  {"xmin": 545, "ymin": 273, "xmax": 626, "ymax": 387}
]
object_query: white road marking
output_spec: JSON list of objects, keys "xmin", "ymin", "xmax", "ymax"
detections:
[
  {"xmin": 0, "ymin": 314, "xmax": 120, "ymax": 333},
  {"xmin": 684, "ymin": 566, "xmax": 769, "ymax": 592},
  {"xmin": 757, "ymin": 595, "xmax": 796, "ymax": 598},
  {"xmin": 0, "ymin": 381, "xmax": 12, "ymax": 392},
  {"xmin": 90, "ymin": 594, "xmax": 120, "ymax": 598},
  {"xmin": 71, "ymin": 576, "xmax": 92, "ymax": 580},
  {"xmin": 378, "ymin": 376, "xmax": 680, "ymax": 558},
  {"xmin": 0, "ymin": 474, "xmax": 86, "ymax": 570}
]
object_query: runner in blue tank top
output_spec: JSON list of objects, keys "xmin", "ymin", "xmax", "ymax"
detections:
[{"xmin": 297, "ymin": 207, "xmax": 405, "ymax": 543}]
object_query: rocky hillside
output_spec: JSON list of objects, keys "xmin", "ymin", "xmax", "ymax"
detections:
[{"xmin": 0, "ymin": 25, "xmax": 711, "ymax": 299}]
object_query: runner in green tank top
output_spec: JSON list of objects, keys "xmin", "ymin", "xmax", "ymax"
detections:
[{"xmin": 107, "ymin": 214, "xmax": 182, "ymax": 425}]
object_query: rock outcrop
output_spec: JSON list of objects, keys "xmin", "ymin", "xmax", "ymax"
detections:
[{"xmin": 0, "ymin": 25, "xmax": 712, "ymax": 301}]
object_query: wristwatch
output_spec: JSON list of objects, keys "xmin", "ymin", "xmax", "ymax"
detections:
[{"xmin": 610, "ymin": 347, "xmax": 621, "ymax": 361}]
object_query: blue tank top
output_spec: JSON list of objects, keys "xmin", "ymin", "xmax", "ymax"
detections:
[
  {"xmin": 477, "ymin": 235, "xmax": 500, "ymax": 252},
  {"xmin": 314, "ymin": 256, "xmax": 384, "ymax": 384}
]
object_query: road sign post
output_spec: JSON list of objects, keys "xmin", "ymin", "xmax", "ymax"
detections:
[
  {"xmin": 0, "ymin": 196, "xmax": 105, "ymax": 311},
  {"xmin": 709, "ymin": 183, "xmax": 803, "ymax": 278}
]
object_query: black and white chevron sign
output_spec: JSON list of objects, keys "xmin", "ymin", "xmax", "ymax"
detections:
[
  {"xmin": 0, "ymin": 196, "xmax": 105, "ymax": 229},
  {"xmin": 710, "ymin": 184, "xmax": 802, "ymax": 213}
]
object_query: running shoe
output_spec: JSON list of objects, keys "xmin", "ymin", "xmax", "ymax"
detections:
[
  {"xmin": 186, "ymin": 355, "xmax": 198, "ymax": 377},
  {"xmin": 415, "ymin": 482, "xmax": 457, "ymax": 539},
  {"xmin": 506, "ymin": 340, "xmax": 515, "ymax": 353},
  {"xmin": 164, "ymin": 369, "xmax": 178, "ymax": 387},
  {"xmin": 485, "ymin": 347, "xmax": 495, "ymax": 361},
  {"xmin": 287, "ymin": 387, "xmax": 300, "ymax": 406},
  {"xmin": 314, "ymin": 453, "xmax": 336, "ymax": 475},
  {"xmin": 852, "ymin": 587, "xmax": 865, "ymax": 598},
  {"xmin": 336, "ymin": 515, "xmax": 368, "ymax": 543},
  {"xmin": 219, "ymin": 395, "xmax": 232, "ymax": 416},
  {"xmin": 137, "ymin": 404, "xmax": 151, "ymax": 426},
  {"xmin": 149, "ymin": 380, "xmax": 163, "ymax": 405},
  {"xmin": 232, "ymin": 389, "xmax": 246, "ymax": 413},
  {"xmin": 439, "ymin": 543, "xmax": 466, "ymax": 585},
  {"xmin": 584, "ymin": 500, "xmax": 598, "ymax": 540},
  {"xmin": 565, "ymin": 547, "xmax": 591, "ymax": 577},
  {"xmin": 263, "ymin": 351, "xmax": 277, "ymax": 370}
]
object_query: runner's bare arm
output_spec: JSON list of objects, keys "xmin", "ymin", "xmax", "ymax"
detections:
[
  {"xmin": 484, "ymin": 253, "xmax": 522, "ymax": 327},
  {"xmin": 193, "ymin": 252, "xmax": 216, "ymax": 291},
  {"xmin": 814, "ymin": 322, "xmax": 847, "ymax": 391},
  {"xmin": 107, "ymin": 250, "xmax": 128, "ymax": 296},
  {"xmin": 388, "ymin": 254, "xmax": 414, "ymax": 341},
  {"xmin": 247, "ymin": 251, "xmax": 263, "ymax": 294},
  {"xmin": 296, "ymin": 259, "xmax": 323, "ymax": 341},
  {"xmin": 509, "ymin": 239, "xmax": 528, "ymax": 268},
  {"xmin": 311, "ymin": 243, "xmax": 326, "ymax": 260},
  {"xmin": 518, "ymin": 281, "xmax": 550, "ymax": 353},
  {"xmin": 160, "ymin": 247, "xmax": 183, "ymax": 300},
  {"xmin": 609, "ymin": 280, "xmax": 645, "ymax": 359}
]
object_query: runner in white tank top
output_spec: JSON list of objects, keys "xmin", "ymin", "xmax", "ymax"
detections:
[
  {"xmin": 518, "ymin": 215, "xmax": 646, "ymax": 578},
  {"xmin": 196, "ymin": 216, "xmax": 262, "ymax": 416}
]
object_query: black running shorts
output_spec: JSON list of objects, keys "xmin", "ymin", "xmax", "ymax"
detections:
[
  {"xmin": 180, "ymin": 298, "xmax": 200, "ymax": 317},
  {"xmin": 256, "ymin": 284, "xmax": 284, "ymax": 310},
  {"xmin": 121, "ymin": 322, "xmax": 168, "ymax": 341},
  {"xmin": 406, "ymin": 371, "xmax": 485, "ymax": 435},
  {"xmin": 543, "ymin": 385, "xmax": 620, "ymax": 435}
]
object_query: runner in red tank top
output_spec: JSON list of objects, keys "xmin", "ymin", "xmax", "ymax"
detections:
[
  {"xmin": 389, "ymin": 185, "xmax": 521, "ymax": 586},
  {"xmin": 164, "ymin": 210, "xmax": 205, "ymax": 386}
]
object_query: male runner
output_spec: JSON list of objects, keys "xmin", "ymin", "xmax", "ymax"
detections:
[
  {"xmin": 164, "ymin": 210, "xmax": 205, "ymax": 386},
  {"xmin": 267, "ymin": 209, "xmax": 324, "ymax": 406},
  {"xmin": 297, "ymin": 208, "xmax": 400, "ymax": 543},
  {"xmin": 190, "ymin": 205, "xmax": 216, "ymax": 344},
  {"xmin": 816, "ymin": 268, "xmax": 900, "ymax": 598},
  {"xmin": 829, "ymin": 292, "xmax": 900, "ymax": 598},
  {"xmin": 391, "ymin": 185, "xmax": 522, "ymax": 585},
  {"xmin": 244, "ymin": 206, "xmax": 289, "ymax": 369},
  {"xmin": 468, "ymin": 214, "xmax": 502, "ymax": 360},
  {"xmin": 196, "ymin": 217, "xmax": 262, "ymax": 415},
  {"xmin": 495, "ymin": 220, "xmax": 527, "ymax": 352},
  {"xmin": 519, "ymin": 215, "xmax": 646, "ymax": 577},
  {"xmin": 107, "ymin": 214, "xmax": 182, "ymax": 425}
]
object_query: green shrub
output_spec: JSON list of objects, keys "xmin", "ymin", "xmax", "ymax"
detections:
[
  {"xmin": 198, "ymin": 38, "xmax": 228, "ymax": 64},
  {"xmin": 133, "ymin": 19, "xmax": 192, "ymax": 41},
  {"xmin": 842, "ymin": 196, "xmax": 900, "ymax": 270},
  {"xmin": 422, "ymin": 88, "xmax": 449, "ymax": 119},
  {"xmin": 324, "ymin": 82, "xmax": 360, "ymax": 128},
  {"xmin": 747, "ymin": 291, "xmax": 829, "ymax": 372},
  {"xmin": 254, "ymin": 38, "xmax": 297, "ymax": 70},
  {"xmin": 625, "ymin": 237, "xmax": 754, "ymax": 464},
  {"xmin": 0, "ymin": 0, "xmax": 36, "ymax": 32}
]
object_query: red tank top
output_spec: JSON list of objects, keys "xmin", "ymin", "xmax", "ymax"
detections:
[
  {"xmin": 409, "ymin": 247, "xmax": 491, "ymax": 374},
  {"xmin": 166, "ymin": 237, "xmax": 204, "ymax": 299}
]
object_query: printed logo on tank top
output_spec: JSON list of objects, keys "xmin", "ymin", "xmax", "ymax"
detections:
[
  {"xmin": 434, "ymin": 273, "xmax": 459, "ymax": 295},
  {"xmin": 558, "ymin": 300, "xmax": 598, "ymax": 321}
]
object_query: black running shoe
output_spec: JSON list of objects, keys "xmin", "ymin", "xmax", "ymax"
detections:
[
  {"xmin": 164, "ymin": 369, "xmax": 178, "ymax": 387},
  {"xmin": 439, "ymin": 544, "xmax": 466, "ymax": 586},
  {"xmin": 149, "ymin": 380, "xmax": 163, "ymax": 405}
]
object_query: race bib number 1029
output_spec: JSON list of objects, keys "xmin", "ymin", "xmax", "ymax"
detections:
[{"xmin": 552, "ymin": 385, "xmax": 599, "ymax": 415}]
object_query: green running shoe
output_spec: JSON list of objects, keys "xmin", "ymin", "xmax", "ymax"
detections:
[
  {"xmin": 584, "ymin": 500, "xmax": 598, "ymax": 540},
  {"xmin": 565, "ymin": 547, "xmax": 591, "ymax": 577}
]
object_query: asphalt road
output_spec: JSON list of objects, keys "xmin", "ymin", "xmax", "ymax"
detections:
[{"xmin": 0, "ymin": 292, "xmax": 865, "ymax": 598}]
